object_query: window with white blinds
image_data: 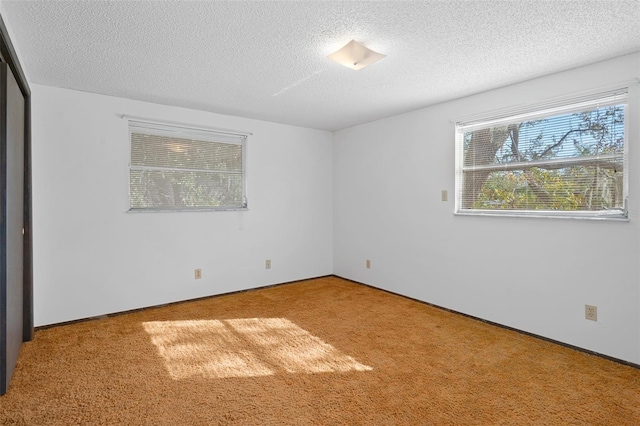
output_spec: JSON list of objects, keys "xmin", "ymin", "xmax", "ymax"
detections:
[
  {"xmin": 455, "ymin": 89, "xmax": 628, "ymax": 219},
  {"xmin": 128, "ymin": 120, "xmax": 247, "ymax": 211}
]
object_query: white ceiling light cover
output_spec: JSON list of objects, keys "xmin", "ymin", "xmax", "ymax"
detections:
[{"xmin": 327, "ymin": 40, "xmax": 386, "ymax": 71}]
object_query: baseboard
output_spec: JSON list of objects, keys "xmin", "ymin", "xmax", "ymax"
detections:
[
  {"xmin": 334, "ymin": 274, "xmax": 640, "ymax": 370},
  {"xmin": 34, "ymin": 274, "xmax": 333, "ymax": 331},
  {"xmin": 34, "ymin": 273, "xmax": 640, "ymax": 370}
]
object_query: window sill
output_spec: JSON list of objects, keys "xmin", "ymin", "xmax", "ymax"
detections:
[
  {"xmin": 454, "ymin": 210, "xmax": 629, "ymax": 222},
  {"xmin": 127, "ymin": 207, "xmax": 249, "ymax": 213}
]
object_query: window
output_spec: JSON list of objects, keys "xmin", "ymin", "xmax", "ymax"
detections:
[
  {"xmin": 128, "ymin": 119, "xmax": 248, "ymax": 211},
  {"xmin": 455, "ymin": 89, "xmax": 628, "ymax": 219}
]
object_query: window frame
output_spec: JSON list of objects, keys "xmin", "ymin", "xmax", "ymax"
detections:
[
  {"xmin": 454, "ymin": 89, "xmax": 629, "ymax": 221},
  {"xmin": 126, "ymin": 117, "xmax": 250, "ymax": 212}
]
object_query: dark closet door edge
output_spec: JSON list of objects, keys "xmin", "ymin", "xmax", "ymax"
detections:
[{"xmin": 0, "ymin": 13, "xmax": 33, "ymax": 342}]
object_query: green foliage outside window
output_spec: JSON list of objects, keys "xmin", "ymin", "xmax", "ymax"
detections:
[
  {"xmin": 129, "ymin": 124, "xmax": 246, "ymax": 211},
  {"xmin": 460, "ymin": 100, "xmax": 625, "ymax": 216}
]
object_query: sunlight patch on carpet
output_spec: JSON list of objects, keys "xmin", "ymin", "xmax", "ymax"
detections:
[{"xmin": 142, "ymin": 318, "xmax": 372, "ymax": 379}]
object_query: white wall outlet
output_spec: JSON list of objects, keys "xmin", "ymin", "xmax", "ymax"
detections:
[
  {"xmin": 265, "ymin": 259, "xmax": 271, "ymax": 269},
  {"xmin": 366, "ymin": 259, "xmax": 371, "ymax": 269},
  {"xmin": 585, "ymin": 304, "xmax": 597, "ymax": 321},
  {"xmin": 194, "ymin": 269, "xmax": 202, "ymax": 279}
]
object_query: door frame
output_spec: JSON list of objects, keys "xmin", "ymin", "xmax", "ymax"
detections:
[{"xmin": 0, "ymin": 13, "xmax": 32, "ymax": 342}]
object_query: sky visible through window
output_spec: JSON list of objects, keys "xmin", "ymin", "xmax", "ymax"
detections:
[{"xmin": 490, "ymin": 106, "xmax": 625, "ymax": 163}]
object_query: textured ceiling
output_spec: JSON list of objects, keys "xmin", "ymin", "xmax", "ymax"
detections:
[{"xmin": 1, "ymin": 0, "xmax": 639, "ymax": 131}]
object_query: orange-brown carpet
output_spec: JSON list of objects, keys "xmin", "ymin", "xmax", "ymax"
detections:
[{"xmin": 1, "ymin": 276, "xmax": 639, "ymax": 425}]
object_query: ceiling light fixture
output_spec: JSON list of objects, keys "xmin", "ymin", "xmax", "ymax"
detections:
[{"xmin": 327, "ymin": 40, "xmax": 386, "ymax": 71}]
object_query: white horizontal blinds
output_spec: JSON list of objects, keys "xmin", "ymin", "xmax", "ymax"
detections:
[
  {"xmin": 129, "ymin": 120, "xmax": 246, "ymax": 210},
  {"xmin": 458, "ymin": 89, "xmax": 627, "ymax": 216}
]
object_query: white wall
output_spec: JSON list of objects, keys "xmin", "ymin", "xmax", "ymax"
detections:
[
  {"xmin": 333, "ymin": 53, "xmax": 640, "ymax": 364},
  {"xmin": 31, "ymin": 85, "xmax": 333, "ymax": 326},
  {"xmin": 30, "ymin": 53, "xmax": 640, "ymax": 363}
]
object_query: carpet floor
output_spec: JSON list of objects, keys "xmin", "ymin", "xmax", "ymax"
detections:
[{"xmin": 1, "ymin": 276, "xmax": 639, "ymax": 425}]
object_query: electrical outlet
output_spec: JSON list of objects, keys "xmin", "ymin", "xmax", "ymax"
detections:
[
  {"xmin": 366, "ymin": 259, "xmax": 371, "ymax": 269},
  {"xmin": 441, "ymin": 190, "xmax": 448, "ymax": 202},
  {"xmin": 585, "ymin": 304, "xmax": 597, "ymax": 321},
  {"xmin": 194, "ymin": 269, "xmax": 202, "ymax": 279},
  {"xmin": 265, "ymin": 259, "xmax": 271, "ymax": 269}
]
